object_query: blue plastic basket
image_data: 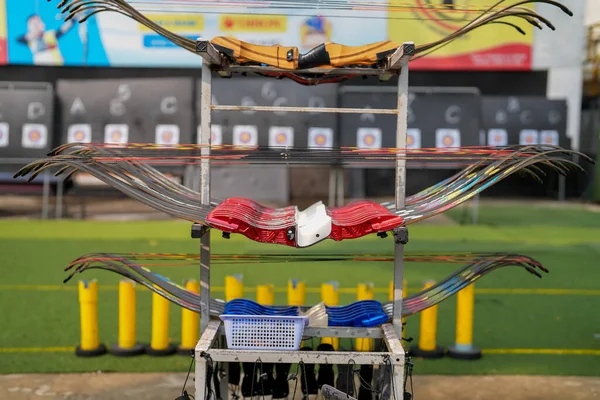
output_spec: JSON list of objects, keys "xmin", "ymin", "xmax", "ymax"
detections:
[{"xmin": 220, "ymin": 314, "xmax": 309, "ymax": 350}]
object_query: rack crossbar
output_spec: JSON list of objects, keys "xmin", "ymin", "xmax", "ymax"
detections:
[
  {"xmin": 205, "ymin": 349, "xmax": 397, "ymax": 365},
  {"xmin": 220, "ymin": 65, "xmax": 395, "ymax": 76},
  {"xmin": 195, "ymin": 39, "xmax": 416, "ymax": 76},
  {"xmin": 212, "ymin": 325, "xmax": 383, "ymax": 339},
  {"xmin": 211, "ymin": 105, "xmax": 398, "ymax": 114},
  {"xmin": 197, "ymin": 321, "xmax": 403, "ymax": 365}
]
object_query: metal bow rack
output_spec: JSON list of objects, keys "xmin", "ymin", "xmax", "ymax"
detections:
[{"xmin": 193, "ymin": 40, "xmax": 415, "ymax": 400}]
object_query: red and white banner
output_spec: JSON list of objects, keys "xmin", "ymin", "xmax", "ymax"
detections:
[
  {"xmin": 435, "ymin": 128, "xmax": 461, "ymax": 148},
  {"xmin": 22, "ymin": 124, "xmax": 47, "ymax": 149},
  {"xmin": 269, "ymin": 126, "xmax": 294, "ymax": 148},
  {"xmin": 104, "ymin": 124, "xmax": 128, "ymax": 144},
  {"xmin": 357, "ymin": 127, "xmax": 382, "ymax": 149},
  {"xmin": 68, "ymin": 124, "xmax": 92, "ymax": 144},
  {"xmin": 233, "ymin": 125, "xmax": 258, "ymax": 147},
  {"xmin": 308, "ymin": 127, "xmax": 333, "ymax": 149},
  {"xmin": 156, "ymin": 124, "xmax": 180, "ymax": 145},
  {"xmin": 519, "ymin": 129, "xmax": 539, "ymax": 145},
  {"xmin": 406, "ymin": 128, "xmax": 421, "ymax": 149},
  {"xmin": 487, "ymin": 129, "xmax": 508, "ymax": 147},
  {"xmin": 0, "ymin": 122, "xmax": 8, "ymax": 147},
  {"xmin": 390, "ymin": 1, "xmax": 535, "ymax": 71}
]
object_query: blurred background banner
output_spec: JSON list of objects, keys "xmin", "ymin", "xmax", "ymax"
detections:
[
  {"xmin": 0, "ymin": 0, "xmax": 584, "ymax": 70},
  {"xmin": 0, "ymin": 0, "xmax": 6, "ymax": 64},
  {"xmin": 5, "ymin": 0, "xmax": 109, "ymax": 66},
  {"xmin": 3, "ymin": 0, "xmax": 388, "ymax": 67},
  {"xmin": 388, "ymin": 0, "xmax": 534, "ymax": 71}
]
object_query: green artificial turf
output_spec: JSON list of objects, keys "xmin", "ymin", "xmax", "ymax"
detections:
[
  {"xmin": 446, "ymin": 202, "xmax": 600, "ymax": 228},
  {"xmin": 0, "ymin": 219, "xmax": 599, "ymax": 376}
]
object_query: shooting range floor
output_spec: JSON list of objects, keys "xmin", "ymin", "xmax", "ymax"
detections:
[
  {"xmin": 0, "ymin": 201, "xmax": 599, "ymax": 378},
  {"xmin": 1, "ymin": 373, "xmax": 599, "ymax": 400}
]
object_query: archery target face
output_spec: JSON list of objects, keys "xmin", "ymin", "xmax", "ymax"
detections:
[
  {"xmin": 22, "ymin": 124, "xmax": 48, "ymax": 149},
  {"xmin": 0, "ymin": 123, "xmax": 8, "ymax": 148},
  {"xmin": 487, "ymin": 129, "xmax": 508, "ymax": 147},
  {"xmin": 104, "ymin": 124, "xmax": 129, "ymax": 144},
  {"xmin": 308, "ymin": 127, "xmax": 333, "ymax": 149},
  {"xmin": 406, "ymin": 128, "xmax": 421, "ymax": 149},
  {"xmin": 540, "ymin": 130, "xmax": 559, "ymax": 146},
  {"xmin": 211, "ymin": 125, "xmax": 222, "ymax": 145},
  {"xmin": 196, "ymin": 124, "xmax": 222, "ymax": 145},
  {"xmin": 357, "ymin": 127, "xmax": 382, "ymax": 149},
  {"xmin": 519, "ymin": 129, "xmax": 539, "ymax": 145},
  {"xmin": 269, "ymin": 126, "xmax": 294, "ymax": 148},
  {"xmin": 233, "ymin": 125, "xmax": 258, "ymax": 147},
  {"xmin": 156, "ymin": 125, "xmax": 180, "ymax": 145},
  {"xmin": 68, "ymin": 124, "xmax": 92, "ymax": 144},
  {"xmin": 435, "ymin": 129, "xmax": 461, "ymax": 148}
]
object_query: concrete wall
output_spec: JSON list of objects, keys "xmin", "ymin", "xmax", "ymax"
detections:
[
  {"xmin": 533, "ymin": 1, "xmax": 587, "ymax": 150},
  {"xmin": 586, "ymin": 0, "xmax": 600, "ymax": 25}
]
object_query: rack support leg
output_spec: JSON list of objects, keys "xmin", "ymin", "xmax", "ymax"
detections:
[
  {"xmin": 392, "ymin": 59, "xmax": 409, "ymax": 340},
  {"xmin": 197, "ymin": 60, "xmax": 213, "ymax": 400}
]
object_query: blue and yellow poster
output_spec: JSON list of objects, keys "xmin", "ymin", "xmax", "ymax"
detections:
[
  {"xmin": 0, "ymin": 0, "xmax": 6, "ymax": 64},
  {"xmin": 5, "ymin": 0, "xmax": 388, "ymax": 68},
  {"xmin": 6, "ymin": 0, "xmax": 108, "ymax": 66}
]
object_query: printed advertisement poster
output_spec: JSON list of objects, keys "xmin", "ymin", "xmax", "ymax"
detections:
[
  {"xmin": 389, "ymin": 0, "xmax": 535, "ymax": 71},
  {"xmin": 6, "ymin": 0, "xmax": 109, "ymax": 66},
  {"xmin": 5, "ymin": 1, "xmax": 387, "ymax": 67},
  {"xmin": 0, "ymin": 0, "xmax": 6, "ymax": 64}
]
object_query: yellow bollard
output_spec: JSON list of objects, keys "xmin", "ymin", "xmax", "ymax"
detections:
[
  {"xmin": 287, "ymin": 280, "xmax": 306, "ymax": 306},
  {"xmin": 225, "ymin": 275, "xmax": 244, "ymax": 301},
  {"xmin": 257, "ymin": 284, "xmax": 275, "ymax": 305},
  {"xmin": 409, "ymin": 281, "xmax": 445, "ymax": 358},
  {"xmin": 146, "ymin": 288, "xmax": 176, "ymax": 356},
  {"xmin": 177, "ymin": 280, "xmax": 201, "ymax": 356},
  {"xmin": 76, "ymin": 280, "xmax": 107, "ymax": 357},
  {"xmin": 320, "ymin": 282, "xmax": 339, "ymax": 350},
  {"xmin": 447, "ymin": 283, "xmax": 482, "ymax": 360},
  {"xmin": 288, "ymin": 280, "xmax": 306, "ymax": 348},
  {"xmin": 355, "ymin": 283, "xmax": 374, "ymax": 352},
  {"xmin": 110, "ymin": 280, "xmax": 145, "ymax": 356},
  {"xmin": 322, "ymin": 282, "xmax": 339, "ymax": 305}
]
